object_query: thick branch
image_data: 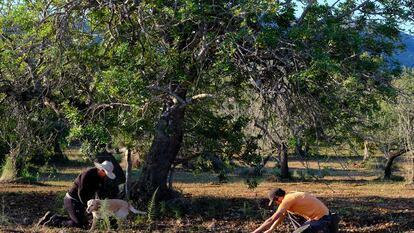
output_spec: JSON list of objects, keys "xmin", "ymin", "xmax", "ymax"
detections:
[{"xmin": 148, "ymin": 85, "xmax": 186, "ymax": 105}]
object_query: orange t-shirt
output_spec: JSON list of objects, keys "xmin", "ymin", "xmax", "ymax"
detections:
[{"xmin": 277, "ymin": 192, "xmax": 329, "ymax": 220}]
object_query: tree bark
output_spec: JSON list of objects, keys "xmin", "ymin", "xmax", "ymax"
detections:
[
  {"xmin": 51, "ymin": 139, "xmax": 67, "ymax": 163},
  {"xmin": 131, "ymin": 98, "xmax": 186, "ymax": 202},
  {"xmin": 125, "ymin": 148, "xmax": 132, "ymax": 200},
  {"xmin": 280, "ymin": 143, "xmax": 289, "ymax": 179},
  {"xmin": 410, "ymin": 151, "xmax": 414, "ymax": 184},
  {"xmin": 363, "ymin": 140, "xmax": 370, "ymax": 162},
  {"xmin": 384, "ymin": 148, "xmax": 407, "ymax": 179},
  {"xmin": 167, "ymin": 163, "xmax": 175, "ymax": 189},
  {"xmin": 295, "ymin": 142, "xmax": 306, "ymax": 157}
]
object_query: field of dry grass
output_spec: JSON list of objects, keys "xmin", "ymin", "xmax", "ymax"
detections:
[{"xmin": 0, "ymin": 154, "xmax": 413, "ymax": 233}]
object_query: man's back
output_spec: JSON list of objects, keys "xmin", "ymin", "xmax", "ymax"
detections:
[{"xmin": 279, "ymin": 192, "xmax": 329, "ymax": 220}]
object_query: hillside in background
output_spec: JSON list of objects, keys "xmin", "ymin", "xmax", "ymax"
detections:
[{"xmin": 396, "ymin": 33, "xmax": 414, "ymax": 67}]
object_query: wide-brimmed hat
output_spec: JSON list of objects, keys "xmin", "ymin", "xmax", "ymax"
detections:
[
  {"xmin": 94, "ymin": 161, "xmax": 116, "ymax": 179},
  {"xmin": 268, "ymin": 188, "xmax": 286, "ymax": 206}
]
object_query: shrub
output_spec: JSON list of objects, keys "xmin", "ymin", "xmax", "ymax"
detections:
[{"xmin": 0, "ymin": 157, "xmax": 16, "ymax": 182}]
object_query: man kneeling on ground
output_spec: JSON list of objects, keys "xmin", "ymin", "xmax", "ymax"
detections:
[
  {"xmin": 36, "ymin": 160, "xmax": 117, "ymax": 229},
  {"xmin": 252, "ymin": 188, "xmax": 339, "ymax": 233}
]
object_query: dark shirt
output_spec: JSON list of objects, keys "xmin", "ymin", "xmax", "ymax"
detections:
[{"xmin": 68, "ymin": 167, "xmax": 107, "ymax": 205}]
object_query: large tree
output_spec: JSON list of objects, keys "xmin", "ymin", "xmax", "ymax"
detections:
[{"xmin": 2, "ymin": 0, "xmax": 413, "ymax": 197}]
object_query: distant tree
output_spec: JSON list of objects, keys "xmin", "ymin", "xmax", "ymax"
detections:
[
  {"xmin": 360, "ymin": 69, "xmax": 414, "ymax": 180},
  {"xmin": 394, "ymin": 69, "xmax": 414, "ymax": 183},
  {"xmin": 0, "ymin": 2, "xmax": 68, "ymax": 180}
]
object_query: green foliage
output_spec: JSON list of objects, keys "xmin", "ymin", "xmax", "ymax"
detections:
[
  {"xmin": 1, "ymin": 0, "xmax": 413, "ymax": 190},
  {"xmin": 20, "ymin": 166, "xmax": 40, "ymax": 183},
  {"xmin": 244, "ymin": 178, "xmax": 259, "ymax": 190},
  {"xmin": 132, "ymin": 213, "xmax": 147, "ymax": 226},
  {"xmin": 184, "ymin": 105, "xmax": 261, "ymax": 173},
  {"xmin": 147, "ymin": 187, "xmax": 159, "ymax": 224},
  {"xmin": 39, "ymin": 164, "xmax": 59, "ymax": 177},
  {"xmin": 96, "ymin": 199, "xmax": 112, "ymax": 231}
]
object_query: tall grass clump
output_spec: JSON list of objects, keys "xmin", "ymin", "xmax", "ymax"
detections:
[
  {"xmin": 0, "ymin": 196, "xmax": 11, "ymax": 226},
  {"xmin": 97, "ymin": 199, "xmax": 112, "ymax": 230},
  {"xmin": 0, "ymin": 157, "xmax": 16, "ymax": 182}
]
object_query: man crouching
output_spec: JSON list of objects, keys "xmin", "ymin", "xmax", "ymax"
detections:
[{"xmin": 251, "ymin": 188, "xmax": 339, "ymax": 233}]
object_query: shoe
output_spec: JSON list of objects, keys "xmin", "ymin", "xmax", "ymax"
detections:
[{"xmin": 36, "ymin": 211, "xmax": 52, "ymax": 227}]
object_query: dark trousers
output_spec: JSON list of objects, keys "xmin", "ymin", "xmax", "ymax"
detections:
[
  {"xmin": 63, "ymin": 196, "xmax": 118, "ymax": 229},
  {"xmin": 288, "ymin": 212, "xmax": 338, "ymax": 233},
  {"xmin": 63, "ymin": 196, "xmax": 88, "ymax": 228}
]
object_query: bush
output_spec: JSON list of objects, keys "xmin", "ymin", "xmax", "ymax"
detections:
[{"xmin": 0, "ymin": 157, "xmax": 16, "ymax": 181}]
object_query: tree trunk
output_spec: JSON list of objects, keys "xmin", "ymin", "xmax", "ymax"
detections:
[
  {"xmin": 411, "ymin": 151, "xmax": 414, "ymax": 184},
  {"xmin": 295, "ymin": 142, "xmax": 306, "ymax": 157},
  {"xmin": 276, "ymin": 146, "xmax": 282, "ymax": 168},
  {"xmin": 363, "ymin": 140, "xmax": 370, "ymax": 162},
  {"xmin": 125, "ymin": 148, "xmax": 132, "ymax": 200},
  {"xmin": 280, "ymin": 143, "xmax": 289, "ymax": 179},
  {"xmin": 384, "ymin": 148, "xmax": 407, "ymax": 179},
  {"xmin": 51, "ymin": 139, "xmax": 67, "ymax": 163},
  {"xmin": 131, "ymin": 100, "xmax": 186, "ymax": 202},
  {"xmin": 167, "ymin": 163, "xmax": 175, "ymax": 189}
]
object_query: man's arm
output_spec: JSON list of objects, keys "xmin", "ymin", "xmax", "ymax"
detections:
[
  {"xmin": 251, "ymin": 207, "xmax": 286, "ymax": 233},
  {"xmin": 77, "ymin": 169, "xmax": 95, "ymax": 205},
  {"xmin": 264, "ymin": 212, "xmax": 286, "ymax": 233}
]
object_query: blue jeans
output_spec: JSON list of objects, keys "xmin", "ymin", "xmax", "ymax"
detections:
[{"xmin": 289, "ymin": 212, "xmax": 338, "ymax": 233}]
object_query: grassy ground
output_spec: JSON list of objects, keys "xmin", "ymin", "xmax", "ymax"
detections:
[{"xmin": 0, "ymin": 154, "xmax": 413, "ymax": 233}]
